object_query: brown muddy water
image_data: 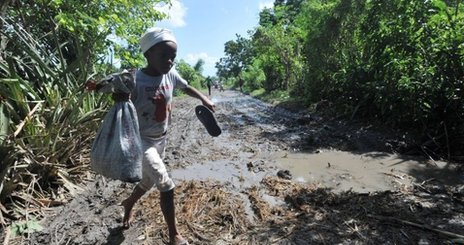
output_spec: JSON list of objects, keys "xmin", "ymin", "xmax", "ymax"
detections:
[
  {"xmin": 172, "ymin": 149, "xmax": 461, "ymax": 194},
  {"xmin": 272, "ymin": 150, "xmax": 461, "ymax": 193}
]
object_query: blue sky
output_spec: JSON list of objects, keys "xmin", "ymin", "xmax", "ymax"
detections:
[{"xmin": 155, "ymin": 0, "xmax": 274, "ymax": 77}]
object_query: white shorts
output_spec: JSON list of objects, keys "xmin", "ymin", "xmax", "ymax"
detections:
[{"xmin": 137, "ymin": 135, "xmax": 175, "ymax": 192}]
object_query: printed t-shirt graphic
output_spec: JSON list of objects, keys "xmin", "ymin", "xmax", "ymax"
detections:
[
  {"xmin": 152, "ymin": 85, "xmax": 171, "ymax": 122},
  {"xmin": 131, "ymin": 69, "xmax": 188, "ymax": 138}
]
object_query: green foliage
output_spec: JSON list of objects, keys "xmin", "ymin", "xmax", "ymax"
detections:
[
  {"xmin": 216, "ymin": 34, "xmax": 254, "ymax": 79},
  {"xmin": 310, "ymin": 0, "xmax": 463, "ymax": 157},
  {"xmin": 241, "ymin": 59, "xmax": 266, "ymax": 91},
  {"xmin": 0, "ymin": 0, "xmax": 171, "ymax": 224},
  {"xmin": 5, "ymin": 0, "xmax": 168, "ymax": 70},
  {"xmin": 249, "ymin": 1, "xmax": 307, "ymax": 93},
  {"xmin": 0, "ymin": 16, "xmax": 110, "ymax": 206},
  {"xmin": 176, "ymin": 60, "xmax": 203, "ymax": 90},
  {"xmin": 193, "ymin": 59, "xmax": 205, "ymax": 75},
  {"xmin": 219, "ymin": 0, "xmax": 464, "ymax": 159},
  {"xmin": 254, "ymin": 25, "xmax": 304, "ymax": 91}
]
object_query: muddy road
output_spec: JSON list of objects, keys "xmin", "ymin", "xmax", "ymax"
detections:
[{"xmin": 22, "ymin": 90, "xmax": 464, "ymax": 244}]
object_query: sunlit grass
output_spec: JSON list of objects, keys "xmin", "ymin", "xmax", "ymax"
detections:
[{"xmin": 0, "ymin": 16, "xmax": 109, "ymax": 228}]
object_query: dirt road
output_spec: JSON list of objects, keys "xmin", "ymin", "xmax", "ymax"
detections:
[{"xmin": 24, "ymin": 90, "xmax": 464, "ymax": 244}]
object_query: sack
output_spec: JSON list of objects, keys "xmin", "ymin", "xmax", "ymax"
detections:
[{"xmin": 90, "ymin": 70, "xmax": 143, "ymax": 183}]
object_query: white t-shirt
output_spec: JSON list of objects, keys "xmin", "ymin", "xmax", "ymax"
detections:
[{"xmin": 131, "ymin": 69, "xmax": 188, "ymax": 137}]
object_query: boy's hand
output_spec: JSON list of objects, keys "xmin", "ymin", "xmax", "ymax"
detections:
[
  {"xmin": 203, "ymin": 100, "xmax": 215, "ymax": 112},
  {"xmin": 85, "ymin": 80, "xmax": 97, "ymax": 91},
  {"xmin": 112, "ymin": 93, "xmax": 130, "ymax": 102}
]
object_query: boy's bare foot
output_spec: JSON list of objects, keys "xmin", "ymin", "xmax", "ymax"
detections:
[
  {"xmin": 171, "ymin": 235, "xmax": 189, "ymax": 245},
  {"xmin": 121, "ymin": 199, "xmax": 134, "ymax": 229}
]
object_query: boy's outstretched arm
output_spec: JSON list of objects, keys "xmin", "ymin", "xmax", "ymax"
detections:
[{"xmin": 182, "ymin": 85, "xmax": 215, "ymax": 112}]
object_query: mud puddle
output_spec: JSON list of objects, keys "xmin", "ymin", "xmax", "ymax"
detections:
[
  {"xmin": 173, "ymin": 148, "xmax": 461, "ymax": 195},
  {"xmin": 172, "ymin": 159, "xmax": 272, "ymax": 188},
  {"xmin": 273, "ymin": 149, "xmax": 462, "ymax": 193}
]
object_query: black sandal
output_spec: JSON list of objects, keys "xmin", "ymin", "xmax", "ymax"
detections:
[{"xmin": 195, "ymin": 105, "xmax": 221, "ymax": 137}]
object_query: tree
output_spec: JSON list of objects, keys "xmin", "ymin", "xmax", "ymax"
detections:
[
  {"xmin": 215, "ymin": 34, "xmax": 253, "ymax": 79},
  {"xmin": 176, "ymin": 59, "xmax": 203, "ymax": 90},
  {"xmin": 193, "ymin": 59, "xmax": 205, "ymax": 74},
  {"xmin": 3, "ymin": 0, "xmax": 168, "ymax": 74},
  {"xmin": 251, "ymin": 3, "xmax": 305, "ymax": 92}
]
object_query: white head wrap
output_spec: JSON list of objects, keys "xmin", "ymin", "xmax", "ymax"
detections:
[{"xmin": 140, "ymin": 27, "xmax": 177, "ymax": 54}]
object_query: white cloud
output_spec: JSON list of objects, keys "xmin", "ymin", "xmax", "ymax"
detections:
[
  {"xmin": 155, "ymin": 0, "xmax": 187, "ymax": 28},
  {"xmin": 185, "ymin": 52, "xmax": 218, "ymax": 77},
  {"xmin": 259, "ymin": 1, "xmax": 274, "ymax": 10}
]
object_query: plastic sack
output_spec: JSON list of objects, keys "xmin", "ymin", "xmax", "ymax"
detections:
[{"xmin": 90, "ymin": 70, "xmax": 143, "ymax": 183}]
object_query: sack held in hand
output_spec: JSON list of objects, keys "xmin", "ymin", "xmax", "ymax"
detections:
[{"xmin": 90, "ymin": 70, "xmax": 143, "ymax": 183}]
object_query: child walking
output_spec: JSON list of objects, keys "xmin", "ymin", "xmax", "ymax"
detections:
[{"xmin": 117, "ymin": 27, "xmax": 215, "ymax": 245}]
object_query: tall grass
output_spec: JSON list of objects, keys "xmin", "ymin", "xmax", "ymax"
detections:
[{"xmin": 0, "ymin": 16, "xmax": 110, "ymax": 227}]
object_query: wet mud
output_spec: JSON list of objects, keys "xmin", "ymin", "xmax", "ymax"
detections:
[{"xmin": 20, "ymin": 89, "xmax": 464, "ymax": 245}]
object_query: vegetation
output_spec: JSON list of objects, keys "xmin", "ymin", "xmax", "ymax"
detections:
[
  {"xmin": 176, "ymin": 59, "xmax": 206, "ymax": 91},
  {"xmin": 0, "ymin": 0, "xmax": 463, "ymax": 237},
  {"xmin": 217, "ymin": 0, "xmax": 464, "ymax": 161},
  {"xmin": 0, "ymin": 0, "xmax": 202, "ymax": 230}
]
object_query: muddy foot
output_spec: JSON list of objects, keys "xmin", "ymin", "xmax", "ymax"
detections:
[
  {"xmin": 171, "ymin": 235, "xmax": 189, "ymax": 245},
  {"xmin": 121, "ymin": 199, "xmax": 134, "ymax": 229}
]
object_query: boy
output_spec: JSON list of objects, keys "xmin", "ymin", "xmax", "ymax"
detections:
[{"xmin": 117, "ymin": 27, "xmax": 214, "ymax": 245}]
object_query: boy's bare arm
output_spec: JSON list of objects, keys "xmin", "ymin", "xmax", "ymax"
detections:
[{"xmin": 182, "ymin": 86, "xmax": 215, "ymax": 112}]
